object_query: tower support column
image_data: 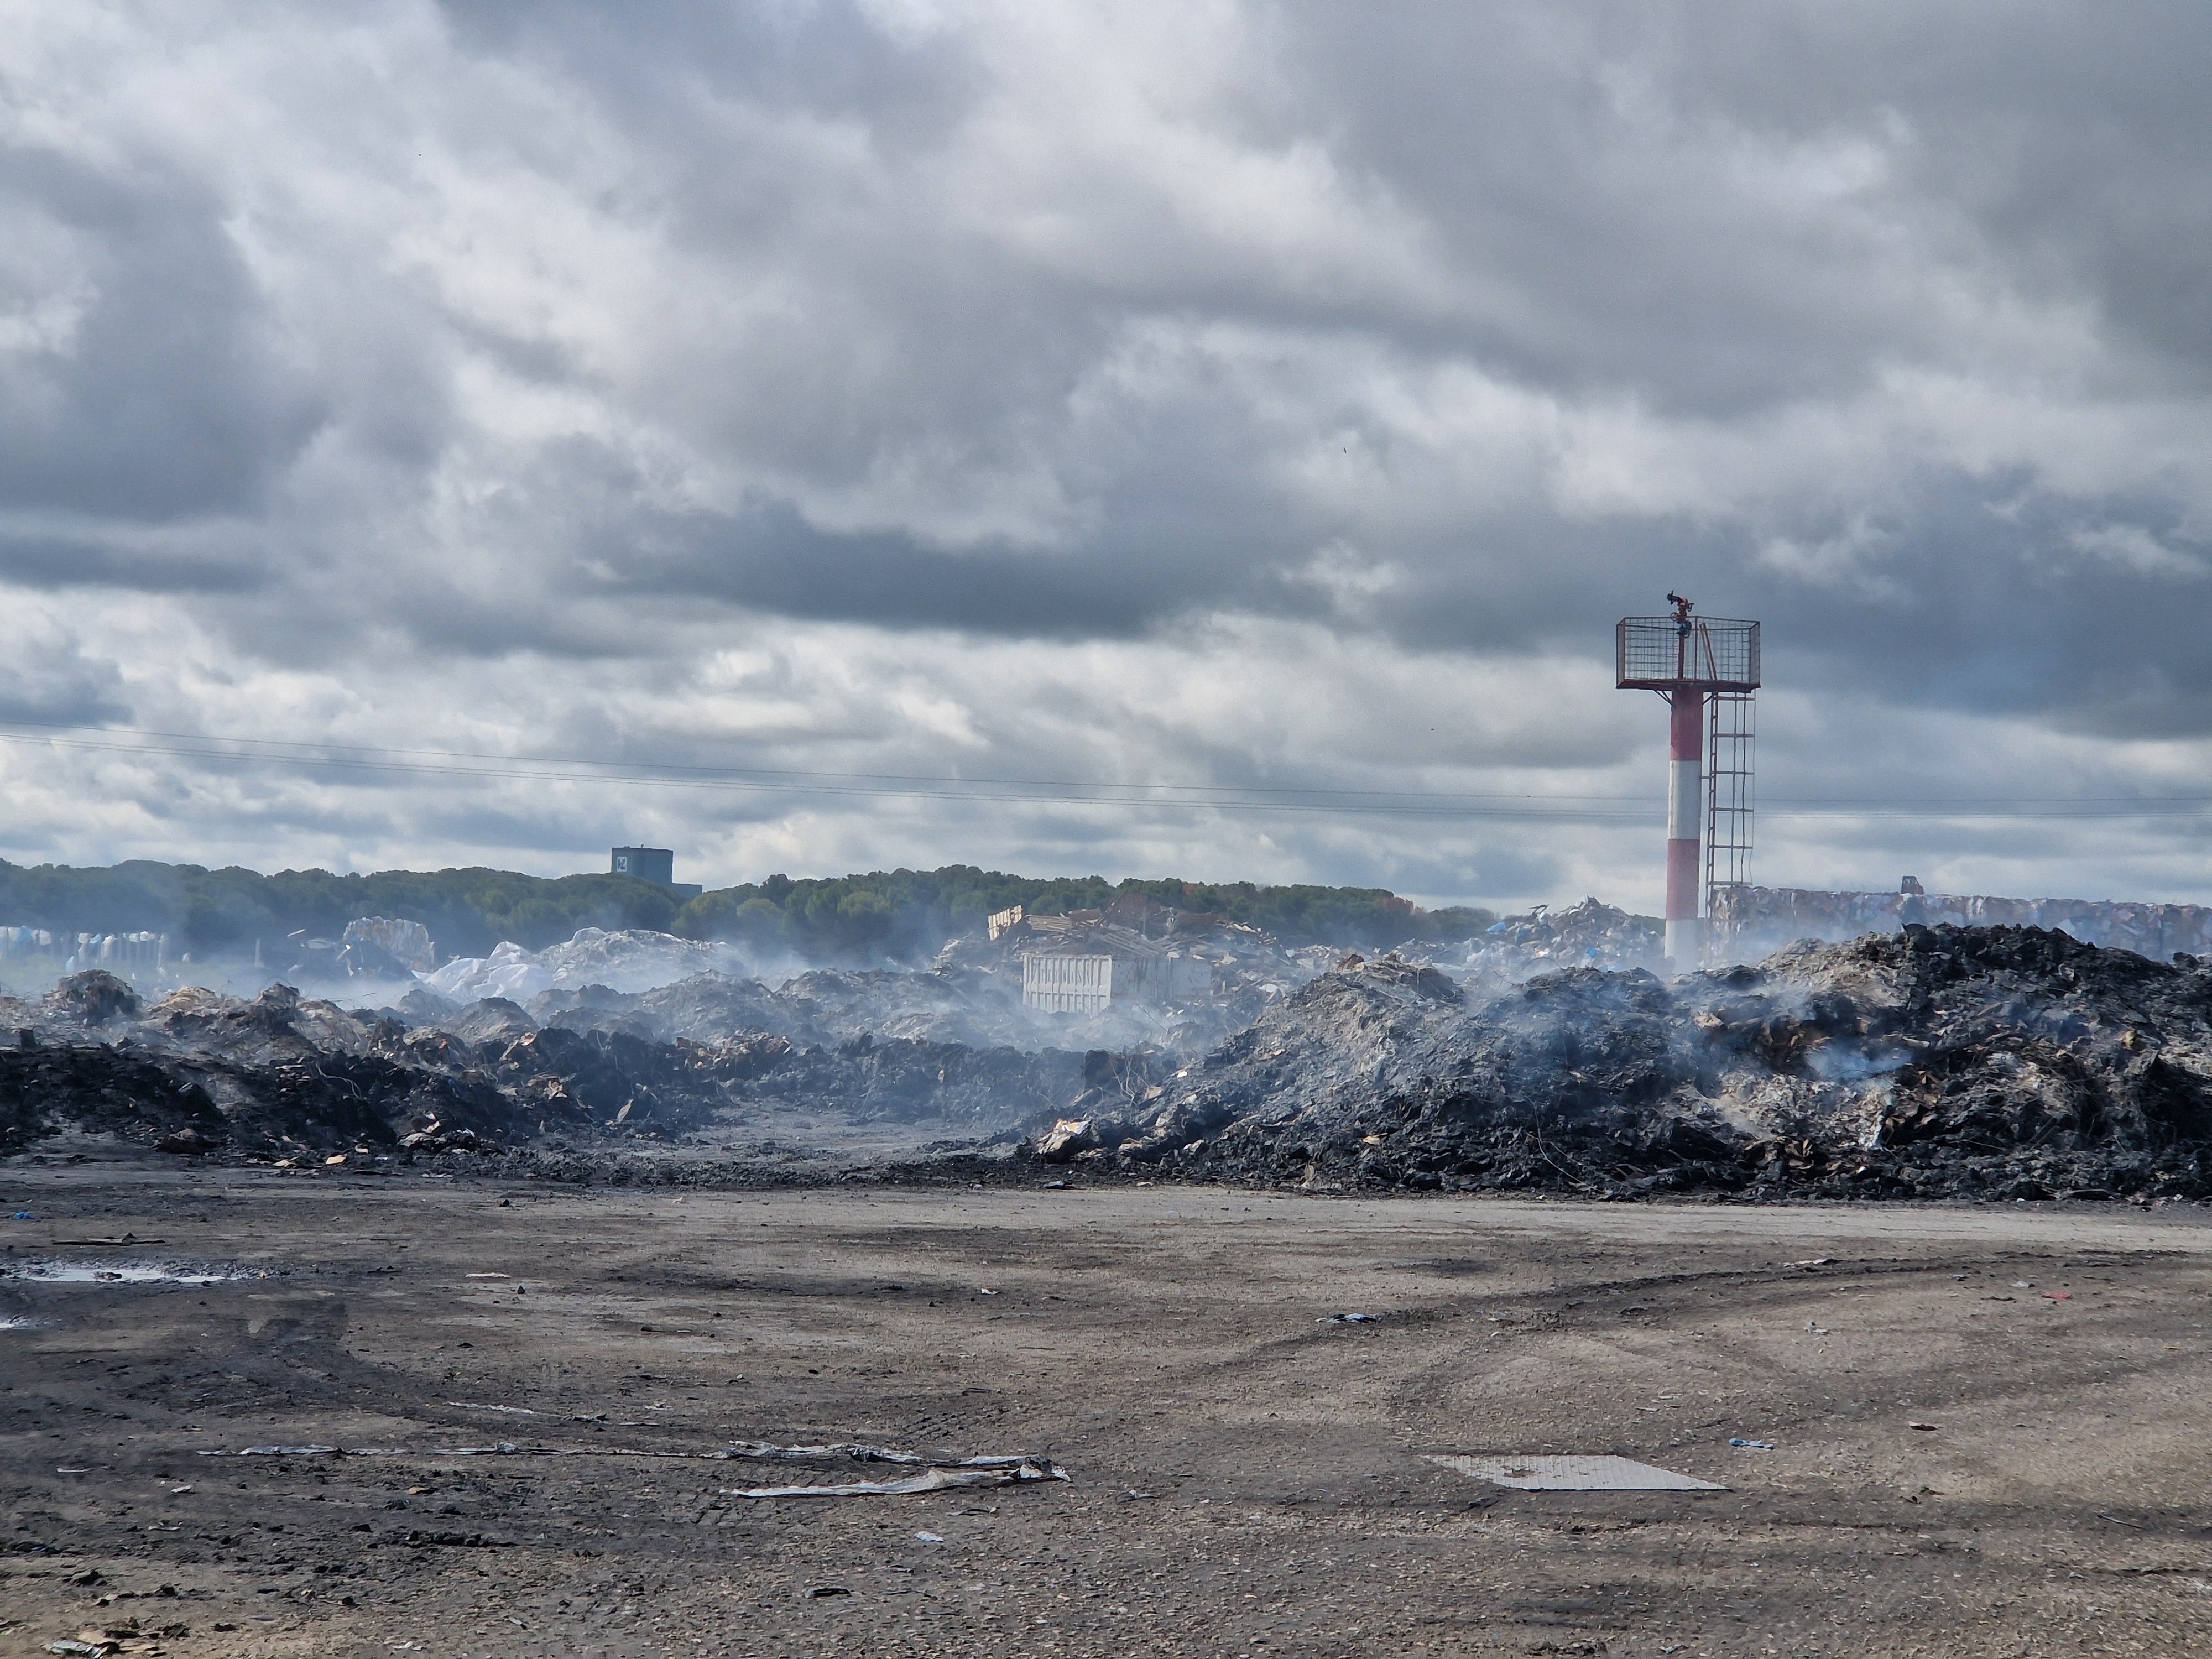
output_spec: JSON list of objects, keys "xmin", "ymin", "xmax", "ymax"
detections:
[{"xmin": 1665, "ymin": 688, "xmax": 1704, "ymax": 965}]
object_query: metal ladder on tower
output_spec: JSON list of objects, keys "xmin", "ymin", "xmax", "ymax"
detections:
[{"xmin": 1703, "ymin": 690, "xmax": 1755, "ymax": 961}]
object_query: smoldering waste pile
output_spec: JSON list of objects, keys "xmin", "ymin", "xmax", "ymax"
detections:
[
  {"xmin": 9, "ymin": 924, "xmax": 2212, "ymax": 1201},
  {"xmin": 0, "ymin": 971, "xmax": 1082, "ymax": 1162},
  {"xmin": 1037, "ymin": 926, "xmax": 2212, "ymax": 1200}
]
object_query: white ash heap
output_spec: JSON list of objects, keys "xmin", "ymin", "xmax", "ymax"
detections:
[{"xmin": 420, "ymin": 928, "xmax": 747, "ymax": 1001}]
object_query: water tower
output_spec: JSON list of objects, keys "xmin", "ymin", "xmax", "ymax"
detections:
[{"xmin": 1616, "ymin": 597, "xmax": 1760, "ymax": 965}]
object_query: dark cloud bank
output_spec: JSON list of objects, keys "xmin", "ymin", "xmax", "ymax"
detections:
[{"xmin": 1, "ymin": 1, "xmax": 2209, "ymax": 908}]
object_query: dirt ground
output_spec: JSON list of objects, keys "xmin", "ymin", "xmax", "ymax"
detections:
[{"xmin": 4, "ymin": 1148, "xmax": 2211, "ymax": 1658}]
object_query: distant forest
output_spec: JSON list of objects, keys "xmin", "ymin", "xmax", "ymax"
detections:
[{"xmin": 0, "ymin": 859, "xmax": 1496, "ymax": 963}]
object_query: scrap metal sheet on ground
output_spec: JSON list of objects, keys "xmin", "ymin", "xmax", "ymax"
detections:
[{"xmin": 1430, "ymin": 1453, "xmax": 1726, "ymax": 1491}]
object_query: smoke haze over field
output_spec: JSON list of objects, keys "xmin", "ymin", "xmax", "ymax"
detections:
[{"xmin": 6, "ymin": 2, "xmax": 2212, "ymax": 910}]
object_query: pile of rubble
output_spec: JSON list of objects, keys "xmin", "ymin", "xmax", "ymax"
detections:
[
  {"xmin": 17, "ymin": 921, "xmax": 2209, "ymax": 1204},
  {"xmin": 1029, "ymin": 926, "xmax": 2212, "ymax": 1201},
  {"xmin": 1713, "ymin": 882, "xmax": 2212, "ymax": 964},
  {"xmin": 530, "ymin": 971, "xmax": 1286, "ymax": 1087},
  {"xmin": 424, "ymin": 965, "xmax": 1036, "ymax": 1052},
  {"xmin": 341, "ymin": 916, "xmax": 436, "ymax": 974},
  {"xmin": 0, "ymin": 969, "xmax": 1079, "ymax": 1162},
  {"xmin": 1455, "ymin": 897, "xmax": 1665, "ymax": 977},
  {"xmin": 934, "ymin": 895, "xmax": 1316, "ymax": 1045},
  {"xmin": 278, "ymin": 917, "xmax": 434, "ymax": 983},
  {"xmin": 419, "ymin": 927, "xmax": 745, "ymax": 1002}
]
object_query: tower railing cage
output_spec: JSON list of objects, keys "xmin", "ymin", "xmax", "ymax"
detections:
[{"xmin": 1616, "ymin": 617, "xmax": 1760, "ymax": 691}]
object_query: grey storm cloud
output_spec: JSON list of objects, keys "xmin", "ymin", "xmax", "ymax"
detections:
[
  {"xmin": 1, "ymin": 0, "xmax": 2209, "ymax": 908},
  {"xmin": 0, "ymin": 149, "xmax": 322, "ymax": 524}
]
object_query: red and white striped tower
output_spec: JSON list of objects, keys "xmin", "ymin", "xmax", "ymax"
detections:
[
  {"xmin": 1665, "ymin": 681, "xmax": 1705, "ymax": 964},
  {"xmin": 1616, "ymin": 597, "xmax": 1761, "ymax": 969}
]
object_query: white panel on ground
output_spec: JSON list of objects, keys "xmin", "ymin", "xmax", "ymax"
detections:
[{"xmin": 1428, "ymin": 1454, "xmax": 1726, "ymax": 1491}]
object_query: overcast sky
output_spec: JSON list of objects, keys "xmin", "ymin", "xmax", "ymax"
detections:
[{"xmin": 4, "ymin": 0, "xmax": 2211, "ymax": 911}]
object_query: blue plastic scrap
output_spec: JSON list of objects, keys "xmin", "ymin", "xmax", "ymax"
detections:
[{"xmin": 1728, "ymin": 1438, "xmax": 1775, "ymax": 1451}]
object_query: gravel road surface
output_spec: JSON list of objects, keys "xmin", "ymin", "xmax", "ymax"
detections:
[{"xmin": 5, "ymin": 1156, "xmax": 2210, "ymax": 1656}]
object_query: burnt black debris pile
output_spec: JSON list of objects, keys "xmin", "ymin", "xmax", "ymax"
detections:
[
  {"xmin": 0, "ymin": 970, "xmax": 1081, "ymax": 1161},
  {"xmin": 15, "ymin": 924, "xmax": 2212, "ymax": 1199},
  {"xmin": 1033, "ymin": 926, "xmax": 2212, "ymax": 1200},
  {"xmin": 1, "ymin": 977, "xmax": 515, "ymax": 1159}
]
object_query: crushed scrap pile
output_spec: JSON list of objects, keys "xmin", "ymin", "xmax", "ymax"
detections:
[
  {"xmin": 0, "ymin": 971, "xmax": 1079, "ymax": 1161},
  {"xmin": 1034, "ymin": 926, "xmax": 2212, "ymax": 1201},
  {"xmin": 1459, "ymin": 897, "xmax": 1664, "ymax": 977}
]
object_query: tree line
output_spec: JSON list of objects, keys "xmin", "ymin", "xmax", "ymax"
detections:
[{"xmin": 0, "ymin": 858, "xmax": 1496, "ymax": 963}]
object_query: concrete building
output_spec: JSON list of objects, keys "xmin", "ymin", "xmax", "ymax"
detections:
[{"xmin": 609, "ymin": 847, "xmax": 703, "ymax": 900}]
